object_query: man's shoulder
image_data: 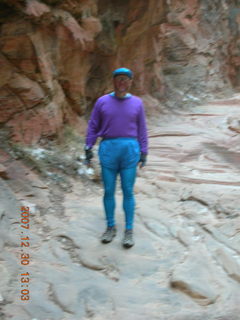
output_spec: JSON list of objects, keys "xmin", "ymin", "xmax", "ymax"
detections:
[
  {"xmin": 97, "ymin": 94, "xmax": 111, "ymax": 102},
  {"xmin": 94, "ymin": 94, "xmax": 111, "ymax": 107},
  {"xmin": 130, "ymin": 95, "xmax": 143, "ymax": 105}
]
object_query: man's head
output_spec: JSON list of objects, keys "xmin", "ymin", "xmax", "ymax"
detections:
[{"xmin": 112, "ymin": 67, "xmax": 133, "ymax": 97}]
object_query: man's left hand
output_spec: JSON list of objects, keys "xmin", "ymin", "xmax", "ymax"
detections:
[{"xmin": 139, "ymin": 152, "xmax": 147, "ymax": 168}]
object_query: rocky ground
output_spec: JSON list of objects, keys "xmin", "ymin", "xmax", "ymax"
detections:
[{"xmin": 0, "ymin": 94, "xmax": 240, "ymax": 320}]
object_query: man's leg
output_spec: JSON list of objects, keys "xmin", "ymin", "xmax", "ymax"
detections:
[
  {"xmin": 120, "ymin": 166, "xmax": 137, "ymax": 247},
  {"xmin": 101, "ymin": 166, "xmax": 118, "ymax": 243}
]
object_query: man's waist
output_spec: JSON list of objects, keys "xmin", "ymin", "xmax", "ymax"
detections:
[{"xmin": 101, "ymin": 136, "xmax": 137, "ymax": 141}]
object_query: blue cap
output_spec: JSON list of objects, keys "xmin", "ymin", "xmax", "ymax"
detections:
[{"xmin": 112, "ymin": 67, "xmax": 133, "ymax": 79}]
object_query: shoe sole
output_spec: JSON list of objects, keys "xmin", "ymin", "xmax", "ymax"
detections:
[
  {"xmin": 122, "ymin": 242, "xmax": 134, "ymax": 249},
  {"xmin": 101, "ymin": 233, "xmax": 116, "ymax": 244}
]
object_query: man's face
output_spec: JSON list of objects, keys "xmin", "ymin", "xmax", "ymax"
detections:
[{"xmin": 113, "ymin": 75, "xmax": 132, "ymax": 92}]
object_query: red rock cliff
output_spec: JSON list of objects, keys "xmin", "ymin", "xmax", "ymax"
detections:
[{"xmin": 0, "ymin": 0, "xmax": 239, "ymax": 144}]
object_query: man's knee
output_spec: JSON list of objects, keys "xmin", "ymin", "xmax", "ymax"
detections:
[
  {"xmin": 104, "ymin": 186, "xmax": 115, "ymax": 198},
  {"xmin": 122, "ymin": 184, "xmax": 133, "ymax": 198}
]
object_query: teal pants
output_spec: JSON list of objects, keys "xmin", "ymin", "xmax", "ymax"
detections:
[{"xmin": 99, "ymin": 138, "xmax": 140, "ymax": 230}]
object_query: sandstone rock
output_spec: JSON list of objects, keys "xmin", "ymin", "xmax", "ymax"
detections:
[
  {"xmin": 25, "ymin": 0, "xmax": 50, "ymax": 17},
  {"xmin": 21, "ymin": 282, "xmax": 64, "ymax": 320},
  {"xmin": 50, "ymin": 282, "xmax": 79, "ymax": 314},
  {"xmin": 216, "ymin": 248, "xmax": 240, "ymax": 283},
  {"xmin": 203, "ymin": 225, "xmax": 240, "ymax": 255},
  {"xmin": 7, "ymin": 101, "xmax": 64, "ymax": 144},
  {"xmin": 0, "ymin": 164, "xmax": 8, "ymax": 179},
  {"xmin": 0, "ymin": 1, "xmax": 240, "ymax": 318},
  {"xmin": 228, "ymin": 117, "xmax": 240, "ymax": 134},
  {"xmin": 1, "ymin": 100, "xmax": 240, "ymax": 318},
  {"xmin": 9, "ymin": 73, "xmax": 46, "ymax": 108},
  {"xmin": 0, "ymin": 0, "xmax": 239, "ymax": 143},
  {"xmin": 170, "ymin": 247, "xmax": 219, "ymax": 305},
  {"xmin": 81, "ymin": 16, "xmax": 102, "ymax": 39},
  {"xmin": 0, "ymin": 53, "xmax": 12, "ymax": 87},
  {"xmin": 0, "ymin": 263, "xmax": 10, "ymax": 300},
  {"xmin": 77, "ymin": 285, "xmax": 115, "ymax": 319}
]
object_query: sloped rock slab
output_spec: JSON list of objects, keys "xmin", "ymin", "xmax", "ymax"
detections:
[
  {"xmin": 216, "ymin": 248, "xmax": 240, "ymax": 283},
  {"xmin": 170, "ymin": 247, "xmax": 220, "ymax": 306}
]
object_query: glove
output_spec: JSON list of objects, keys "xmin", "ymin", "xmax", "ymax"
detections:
[
  {"xmin": 84, "ymin": 146, "xmax": 93, "ymax": 165},
  {"xmin": 139, "ymin": 152, "xmax": 147, "ymax": 168}
]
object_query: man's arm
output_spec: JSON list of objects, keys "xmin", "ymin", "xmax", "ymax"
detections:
[
  {"xmin": 137, "ymin": 102, "xmax": 148, "ymax": 153},
  {"xmin": 137, "ymin": 102, "xmax": 148, "ymax": 167},
  {"xmin": 85, "ymin": 99, "xmax": 102, "ymax": 149},
  {"xmin": 84, "ymin": 99, "xmax": 101, "ymax": 164}
]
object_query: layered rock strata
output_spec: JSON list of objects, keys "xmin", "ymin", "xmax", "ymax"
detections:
[{"xmin": 0, "ymin": 0, "xmax": 239, "ymax": 143}]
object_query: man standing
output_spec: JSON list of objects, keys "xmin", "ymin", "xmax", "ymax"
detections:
[{"xmin": 85, "ymin": 67, "xmax": 148, "ymax": 248}]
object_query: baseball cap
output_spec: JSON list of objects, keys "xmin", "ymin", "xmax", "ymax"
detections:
[{"xmin": 112, "ymin": 67, "xmax": 133, "ymax": 79}]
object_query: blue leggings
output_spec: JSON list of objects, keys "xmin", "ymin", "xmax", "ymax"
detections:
[{"xmin": 101, "ymin": 165, "xmax": 137, "ymax": 230}]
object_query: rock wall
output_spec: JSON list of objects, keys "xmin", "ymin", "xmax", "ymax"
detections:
[{"xmin": 0, "ymin": 0, "xmax": 239, "ymax": 144}]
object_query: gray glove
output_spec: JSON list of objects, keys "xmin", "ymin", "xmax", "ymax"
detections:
[
  {"xmin": 84, "ymin": 146, "xmax": 93, "ymax": 165},
  {"xmin": 139, "ymin": 152, "xmax": 147, "ymax": 168}
]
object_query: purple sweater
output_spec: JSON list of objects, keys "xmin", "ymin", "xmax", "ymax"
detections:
[{"xmin": 86, "ymin": 94, "xmax": 148, "ymax": 153}]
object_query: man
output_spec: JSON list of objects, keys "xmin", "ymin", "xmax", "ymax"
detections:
[{"xmin": 85, "ymin": 67, "xmax": 148, "ymax": 248}]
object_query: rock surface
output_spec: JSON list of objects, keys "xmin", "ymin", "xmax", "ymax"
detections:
[
  {"xmin": 0, "ymin": 94, "xmax": 240, "ymax": 319},
  {"xmin": 0, "ymin": 0, "xmax": 240, "ymax": 143},
  {"xmin": 1, "ymin": 1, "xmax": 240, "ymax": 319}
]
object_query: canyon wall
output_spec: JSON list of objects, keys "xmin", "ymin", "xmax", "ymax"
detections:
[{"xmin": 0, "ymin": 0, "xmax": 239, "ymax": 144}]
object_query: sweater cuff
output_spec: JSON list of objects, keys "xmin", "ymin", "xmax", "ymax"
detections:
[{"xmin": 84, "ymin": 145, "xmax": 92, "ymax": 151}]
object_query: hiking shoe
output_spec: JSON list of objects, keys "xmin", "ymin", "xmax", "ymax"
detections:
[
  {"xmin": 122, "ymin": 229, "xmax": 134, "ymax": 248},
  {"xmin": 101, "ymin": 226, "xmax": 116, "ymax": 244}
]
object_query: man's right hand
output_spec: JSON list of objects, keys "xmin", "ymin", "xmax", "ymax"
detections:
[{"xmin": 84, "ymin": 146, "xmax": 93, "ymax": 165}]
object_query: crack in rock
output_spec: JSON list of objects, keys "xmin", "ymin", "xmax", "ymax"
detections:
[
  {"xmin": 48, "ymin": 283, "xmax": 74, "ymax": 315},
  {"xmin": 199, "ymin": 224, "xmax": 240, "ymax": 255},
  {"xmin": 55, "ymin": 235, "xmax": 120, "ymax": 281},
  {"xmin": 180, "ymin": 195, "xmax": 209, "ymax": 207},
  {"xmin": 136, "ymin": 212, "xmax": 164, "ymax": 239}
]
